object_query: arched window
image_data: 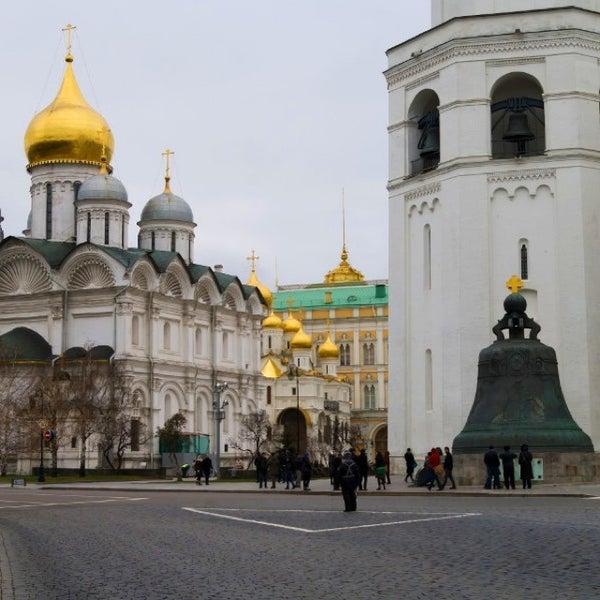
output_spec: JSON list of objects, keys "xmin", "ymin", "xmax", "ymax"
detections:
[
  {"xmin": 364, "ymin": 384, "xmax": 376, "ymax": 409},
  {"xmin": 104, "ymin": 212, "xmax": 110, "ymax": 244},
  {"xmin": 171, "ymin": 231, "xmax": 176, "ymax": 252},
  {"xmin": 132, "ymin": 315, "xmax": 139, "ymax": 346},
  {"xmin": 151, "ymin": 231, "xmax": 155, "ymax": 251},
  {"xmin": 195, "ymin": 327, "xmax": 202, "ymax": 356},
  {"xmin": 520, "ymin": 241, "xmax": 529, "ymax": 281},
  {"xmin": 424, "ymin": 224, "xmax": 431, "ymax": 289},
  {"xmin": 363, "ymin": 343, "xmax": 375, "ymax": 365},
  {"xmin": 267, "ymin": 386, "xmax": 272, "ymax": 405},
  {"xmin": 46, "ymin": 183, "xmax": 52, "ymax": 239},
  {"xmin": 425, "ymin": 349, "xmax": 433, "ymax": 411},
  {"xmin": 86, "ymin": 213, "xmax": 91, "ymax": 243},
  {"xmin": 163, "ymin": 322, "xmax": 171, "ymax": 350},
  {"xmin": 340, "ymin": 343, "xmax": 351, "ymax": 366},
  {"xmin": 121, "ymin": 216, "xmax": 125, "ymax": 248},
  {"xmin": 222, "ymin": 331, "xmax": 230, "ymax": 359}
]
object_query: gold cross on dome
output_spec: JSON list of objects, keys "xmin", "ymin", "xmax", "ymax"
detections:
[
  {"xmin": 286, "ymin": 297, "xmax": 295, "ymax": 311},
  {"xmin": 62, "ymin": 24, "xmax": 76, "ymax": 55},
  {"xmin": 162, "ymin": 148, "xmax": 175, "ymax": 179},
  {"xmin": 505, "ymin": 274, "xmax": 523, "ymax": 294},
  {"xmin": 246, "ymin": 249, "xmax": 260, "ymax": 272}
]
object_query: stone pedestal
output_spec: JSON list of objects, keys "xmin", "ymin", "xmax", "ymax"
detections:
[{"xmin": 454, "ymin": 451, "xmax": 600, "ymax": 486}]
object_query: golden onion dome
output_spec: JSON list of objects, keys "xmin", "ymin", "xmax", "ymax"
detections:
[
  {"xmin": 323, "ymin": 245, "xmax": 364, "ymax": 284},
  {"xmin": 262, "ymin": 309, "xmax": 283, "ymax": 329},
  {"xmin": 282, "ymin": 311, "xmax": 301, "ymax": 334},
  {"xmin": 246, "ymin": 269, "xmax": 273, "ymax": 307},
  {"xmin": 290, "ymin": 325, "xmax": 312, "ymax": 349},
  {"xmin": 24, "ymin": 53, "xmax": 114, "ymax": 171},
  {"xmin": 318, "ymin": 333, "xmax": 339, "ymax": 359}
]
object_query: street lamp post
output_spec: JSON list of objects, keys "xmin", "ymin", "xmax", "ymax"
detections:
[
  {"xmin": 212, "ymin": 382, "xmax": 229, "ymax": 478},
  {"xmin": 37, "ymin": 391, "xmax": 46, "ymax": 483},
  {"xmin": 287, "ymin": 365, "xmax": 301, "ymax": 454}
]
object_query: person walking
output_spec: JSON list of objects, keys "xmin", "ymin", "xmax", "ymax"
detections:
[
  {"xmin": 357, "ymin": 448, "xmax": 369, "ymax": 491},
  {"xmin": 193, "ymin": 454, "xmax": 203, "ymax": 485},
  {"xmin": 519, "ymin": 443, "xmax": 534, "ymax": 489},
  {"xmin": 256, "ymin": 452, "xmax": 268, "ymax": 489},
  {"xmin": 384, "ymin": 450, "xmax": 392, "ymax": 485},
  {"xmin": 483, "ymin": 446, "xmax": 501, "ymax": 489},
  {"xmin": 499, "ymin": 445, "xmax": 517, "ymax": 490},
  {"xmin": 331, "ymin": 451, "xmax": 342, "ymax": 491},
  {"xmin": 404, "ymin": 448, "xmax": 416, "ymax": 483},
  {"xmin": 442, "ymin": 446, "xmax": 457, "ymax": 489},
  {"xmin": 339, "ymin": 451, "xmax": 360, "ymax": 512},
  {"xmin": 284, "ymin": 452, "xmax": 296, "ymax": 489},
  {"xmin": 267, "ymin": 452, "xmax": 279, "ymax": 489},
  {"xmin": 374, "ymin": 451, "xmax": 386, "ymax": 490},
  {"xmin": 426, "ymin": 446, "xmax": 444, "ymax": 490},
  {"xmin": 201, "ymin": 454, "xmax": 213, "ymax": 486},
  {"xmin": 300, "ymin": 452, "xmax": 312, "ymax": 490}
]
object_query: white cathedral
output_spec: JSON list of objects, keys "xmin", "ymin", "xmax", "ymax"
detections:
[
  {"xmin": 0, "ymin": 41, "xmax": 267, "ymax": 472},
  {"xmin": 387, "ymin": 0, "xmax": 600, "ymax": 465}
]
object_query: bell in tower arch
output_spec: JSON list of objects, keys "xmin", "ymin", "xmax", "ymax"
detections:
[{"xmin": 453, "ymin": 276, "xmax": 593, "ymax": 455}]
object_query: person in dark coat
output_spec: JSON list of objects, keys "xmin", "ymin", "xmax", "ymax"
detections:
[
  {"xmin": 193, "ymin": 454, "xmax": 203, "ymax": 485},
  {"xmin": 201, "ymin": 454, "xmax": 212, "ymax": 486},
  {"xmin": 339, "ymin": 451, "xmax": 360, "ymax": 512},
  {"xmin": 483, "ymin": 446, "xmax": 501, "ymax": 489},
  {"xmin": 499, "ymin": 445, "xmax": 517, "ymax": 490},
  {"xmin": 300, "ymin": 453, "xmax": 312, "ymax": 490},
  {"xmin": 267, "ymin": 452, "xmax": 279, "ymax": 489},
  {"xmin": 519, "ymin": 443, "xmax": 533, "ymax": 489},
  {"xmin": 384, "ymin": 450, "xmax": 392, "ymax": 485},
  {"xmin": 404, "ymin": 448, "xmax": 416, "ymax": 483},
  {"xmin": 442, "ymin": 446, "xmax": 457, "ymax": 489},
  {"xmin": 331, "ymin": 451, "xmax": 342, "ymax": 490},
  {"xmin": 256, "ymin": 453, "xmax": 268, "ymax": 488},
  {"xmin": 357, "ymin": 448, "xmax": 369, "ymax": 491}
]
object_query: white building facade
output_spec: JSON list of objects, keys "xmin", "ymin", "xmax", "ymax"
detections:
[
  {"xmin": 387, "ymin": 1, "xmax": 600, "ymax": 462},
  {"xmin": 0, "ymin": 44, "xmax": 266, "ymax": 473}
]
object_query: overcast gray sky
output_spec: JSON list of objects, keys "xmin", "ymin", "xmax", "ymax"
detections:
[{"xmin": 1, "ymin": 1, "xmax": 431, "ymax": 289}]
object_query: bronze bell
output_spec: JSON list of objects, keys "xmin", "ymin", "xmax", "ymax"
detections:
[
  {"xmin": 503, "ymin": 111, "xmax": 534, "ymax": 142},
  {"xmin": 418, "ymin": 126, "xmax": 440, "ymax": 156},
  {"xmin": 453, "ymin": 281, "xmax": 593, "ymax": 454}
]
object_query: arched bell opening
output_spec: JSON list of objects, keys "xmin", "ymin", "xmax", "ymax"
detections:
[
  {"xmin": 278, "ymin": 407, "xmax": 307, "ymax": 455},
  {"xmin": 490, "ymin": 73, "xmax": 545, "ymax": 158},
  {"xmin": 408, "ymin": 89, "xmax": 440, "ymax": 176}
]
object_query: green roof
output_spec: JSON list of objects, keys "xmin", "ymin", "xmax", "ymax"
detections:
[
  {"xmin": 273, "ymin": 282, "xmax": 388, "ymax": 310},
  {"xmin": 0, "ymin": 327, "xmax": 54, "ymax": 361}
]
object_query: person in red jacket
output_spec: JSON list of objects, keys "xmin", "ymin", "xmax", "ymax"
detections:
[{"xmin": 425, "ymin": 447, "xmax": 444, "ymax": 490}]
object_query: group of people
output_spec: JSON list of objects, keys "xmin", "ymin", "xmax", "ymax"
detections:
[
  {"xmin": 484, "ymin": 444, "xmax": 534, "ymax": 490},
  {"xmin": 403, "ymin": 446, "xmax": 457, "ymax": 491},
  {"xmin": 329, "ymin": 448, "xmax": 392, "ymax": 492},
  {"xmin": 254, "ymin": 450, "xmax": 313, "ymax": 490},
  {"xmin": 192, "ymin": 454, "xmax": 213, "ymax": 485}
]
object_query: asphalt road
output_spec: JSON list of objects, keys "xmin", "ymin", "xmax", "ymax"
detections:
[{"xmin": 0, "ymin": 487, "xmax": 598, "ymax": 600}]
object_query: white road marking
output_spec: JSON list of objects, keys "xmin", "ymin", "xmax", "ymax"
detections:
[
  {"xmin": 182, "ymin": 507, "xmax": 481, "ymax": 533},
  {"xmin": 0, "ymin": 497, "xmax": 147, "ymax": 510}
]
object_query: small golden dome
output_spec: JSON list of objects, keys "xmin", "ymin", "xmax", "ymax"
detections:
[
  {"xmin": 318, "ymin": 333, "xmax": 339, "ymax": 359},
  {"xmin": 246, "ymin": 269, "xmax": 272, "ymax": 307},
  {"xmin": 290, "ymin": 325, "xmax": 312, "ymax": 349},
  {"xmin": 282, "ymin": 312, "xmax": 301, "ymax": 334},
  {"xmin": 24, "ymin": 53, "xmax": 114, "ymax": 170},
  {"xmin": 323, "ymin": 245, "xmax": 364, "ymax": 284},
  {"xmin": 262, "ymin": 309, "xmax": 283, "ymax": 329}
]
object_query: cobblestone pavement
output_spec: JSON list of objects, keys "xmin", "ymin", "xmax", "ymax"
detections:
[{"xmin": 0, "ymin": 479, "xmax": 599, "ymax": 599}]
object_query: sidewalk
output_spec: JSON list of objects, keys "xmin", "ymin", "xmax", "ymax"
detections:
[{"xmin": 26, "ymin": 477, "xmax": 600, "ymax": 497}]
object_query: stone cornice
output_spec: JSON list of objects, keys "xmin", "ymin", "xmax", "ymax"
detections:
[
  {"xmin": 404, "ymin": 182, "xmax": 441, "ymax": 201},
  {"xmin": 386, "ymin": 32, "xmax": 600, "ymax": 89},
  {"xmin": 486, "ymin": 168, "xmax": 556, "ymax": 184}
]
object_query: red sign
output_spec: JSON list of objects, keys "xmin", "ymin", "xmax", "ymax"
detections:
[{"xmin": 44, "ymin": 430, "xmax": 52, "ymax": 442}]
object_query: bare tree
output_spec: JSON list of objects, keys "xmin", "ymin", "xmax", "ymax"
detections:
[
  {"xmin": 0, "ymin": 342, "xmax": 43, "ymax": 476},
  {"xmin": 229, "ymin": 410, "xmax": 277, "ymax": 467}
]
